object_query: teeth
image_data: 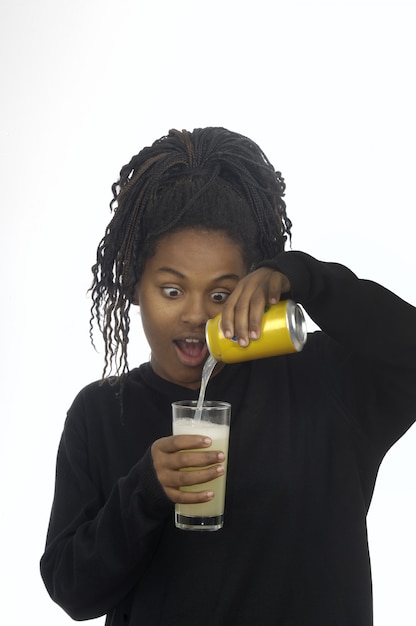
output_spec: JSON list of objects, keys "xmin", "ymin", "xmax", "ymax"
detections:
[{"xmin": 184, "ymin": 338, "xmax": 201, "ymax": 343}]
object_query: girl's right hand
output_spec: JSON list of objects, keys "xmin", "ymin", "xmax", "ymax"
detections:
[{"xmin": 151, "ymin": 435, "xmax": 225, "ymax": 504}]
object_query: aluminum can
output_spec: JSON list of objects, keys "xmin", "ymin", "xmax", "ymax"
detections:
[{"xmin": 205, "ymin": 299, "xmax": 307, "ymax": 363}]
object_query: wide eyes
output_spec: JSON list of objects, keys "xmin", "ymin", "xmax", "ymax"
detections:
[
  {"xmin": 210, "ymin": 291, "xmax": 229, "ymax": 303},
  {"xmin": 162, "ymin": 287, "xmax": 182, "ymax": 298},
  {"xmin": 161, "ymin": 287, "xmax": 230, "ymax": 303}
]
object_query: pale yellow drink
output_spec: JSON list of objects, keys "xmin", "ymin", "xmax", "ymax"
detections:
[
  {"xmin": 173, "ymin": 419, "xmax": 229, "ymax": 517},
  {"xmin": 172, "ymin": 401, "xmax": 231, "ymax": 531}
]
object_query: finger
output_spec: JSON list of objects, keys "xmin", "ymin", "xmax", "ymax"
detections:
[
  {"xmin": 166, "ymin": 465, "xmax": 225, "ymax": 504},
  {"xmin": 221, "ymin": 281, "xmax": 258, "ymax": 345},
  {"xmin": 267, "ymin": 272, "xmax": 291, "ymax": 304},
  {"xmin": 232, "ymin": 297, "xmax": 251, "ymax": 347},
  {"xmin": 154, "ymin": 434, "xmax": 213, "ymax": 455},
  {"xmin": 177, "ymin": 464, "xmax": 225, "ymax": 488},
  {"xmin": 247, "ymin": 296, "xmax": 269, "ymax": 341},
  {"xmin": 220, "ymin": 284, "xmax": 245, "ymax": 340},
  {"xmin": 167, "ymin": 487, "xmax": 216, "ymax": 505},
  {"xmin": 227, "ymin": 278, "xmax": 268, "ymax": 346},
  {"xmin": 174, "ymin": 449, "xmax": 225, "ymax": 469},
  {"xmin": 162, "ymin": 462, "xmax": 224, "ymax": 490}
]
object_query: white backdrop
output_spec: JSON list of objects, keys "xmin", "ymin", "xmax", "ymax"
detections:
[{"xmin": 1, "ymin": 1, "xmax": 415, "ymax": 624}]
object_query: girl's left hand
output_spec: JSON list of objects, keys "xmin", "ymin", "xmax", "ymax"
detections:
[{"xmin": 220, "ymin": 267, "xmax": 291, "ymax": 347}]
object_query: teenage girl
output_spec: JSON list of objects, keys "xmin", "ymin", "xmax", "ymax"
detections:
[{"xmin": 41, "ymin": 127, "xmax": 416, "ymax": 626}]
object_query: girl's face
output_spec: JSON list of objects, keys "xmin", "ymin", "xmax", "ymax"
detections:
[{"xmin": 135, "ymin": 229, "xmax": 247, "ymax": 389}]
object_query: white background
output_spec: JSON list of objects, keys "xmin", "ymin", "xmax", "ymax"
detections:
[{"xmin": 1, "ymin": 1, "xmax": 415, "ymax": 624}]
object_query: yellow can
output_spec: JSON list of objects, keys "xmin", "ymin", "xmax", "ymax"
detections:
[{"xmin": 205, "ymin": 300, "xmax": 307, "ymax": 363}]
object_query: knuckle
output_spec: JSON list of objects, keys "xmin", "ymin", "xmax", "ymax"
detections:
[
  {"xmin": 171, "ymin": 435, "xmax": 186, "ymax": 451},
  {"xmin": 234, "ymin": 301, "xmax": 247, "ymax": 313},
  {"xmin": 151, "ymin": 440, "xmax": 160, "ymax": 457},
  {"xmin": 178, "ymin": 470, "xmax": 192, "ymax": 486},
  {"xmin": 177, "ymin": 451, "xmax": 193, "ymax": 466}
]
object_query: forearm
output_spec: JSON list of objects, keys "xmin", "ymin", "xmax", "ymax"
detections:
[
  {"xmin": 40, "ymin": 447, "xmax": 172, "ymax": 620},
  {"xmin": 264, "ymin": 251, "xmax": 416, "ymax": 366},
  {"xmin": 260, "ymin": 251, "xmax": 416, "ymax": 451}
]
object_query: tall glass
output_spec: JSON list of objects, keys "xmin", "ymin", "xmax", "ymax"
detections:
[{"xmin": 172, "ymin": 400, "xmax": 231, "ymax": 531}]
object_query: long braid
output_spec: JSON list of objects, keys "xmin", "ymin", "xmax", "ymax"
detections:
[{"xmin": 90, "ymin": 127, "xmax": 292, "ymax": 380}]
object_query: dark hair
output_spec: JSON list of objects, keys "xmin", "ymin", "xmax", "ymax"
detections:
[{"xmin": 90, "ymin": 127, "xmax": 292, "ymax": 378}]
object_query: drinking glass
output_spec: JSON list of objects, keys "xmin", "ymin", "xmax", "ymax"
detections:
[{"xmin": 172, "ymin": 400, "xmax": 231, "ymax": 531}]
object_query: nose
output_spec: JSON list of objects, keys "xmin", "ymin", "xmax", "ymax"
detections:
[{"xmin": 180, "ymin": 294, "xmax": 209, "ymax": 327}]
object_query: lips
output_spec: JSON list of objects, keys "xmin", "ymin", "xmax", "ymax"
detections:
[{"xmin": 174, "ymin": 337, "xmax": 208, "ymax": 367}]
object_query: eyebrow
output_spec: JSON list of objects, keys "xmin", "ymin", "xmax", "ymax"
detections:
[{"xmin": 156, "ymin": 267, "xmax": 241, "ymax": 282}]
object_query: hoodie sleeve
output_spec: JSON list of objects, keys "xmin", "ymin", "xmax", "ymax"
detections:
[
  {"xmin": 260, "ymin": 251, "xmax": 416, "ymax": 451},
  {"xmin": 40, "ymin": 386, "xmax": 172, "ymax": 621}
]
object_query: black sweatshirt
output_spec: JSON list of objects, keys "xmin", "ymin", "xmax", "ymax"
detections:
[{"xmin": 40, "ymin": 252, "xmax": 416, "ymax": 625}]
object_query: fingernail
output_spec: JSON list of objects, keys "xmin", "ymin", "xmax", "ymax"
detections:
[
  {"xmin": 217, "ymin": 452, "xmax": 225, "ymax": 461},
  {"xmin": 239, "ymin": 338, "xmax": 248, "ymax": 347},
  {"xmin": 203, "ymin": 437, "xmax": 212, "ymax": 446},
  {"xmin": 224, "ymin": 330, "xmax": 233, "ymax": 339},
  {"xmin": 250, "ymin": 330, "xmax": 259, "ymax": 340}
]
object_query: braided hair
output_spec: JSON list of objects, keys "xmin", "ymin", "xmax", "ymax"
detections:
[{"xmin": 90, "ymin": 127, "xmax": 292, "ymax": 379}]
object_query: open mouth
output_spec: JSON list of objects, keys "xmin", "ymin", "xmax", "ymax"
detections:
[{"xmin": 174, "ymin": 338, "xmax": 208, "ymax": 367}]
